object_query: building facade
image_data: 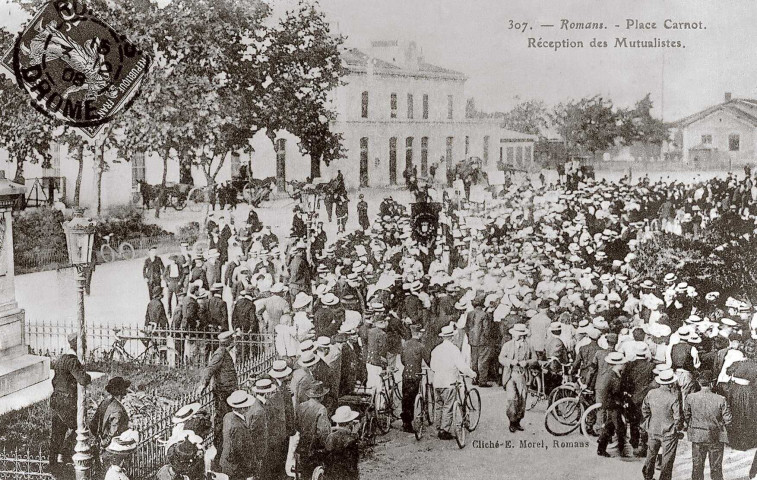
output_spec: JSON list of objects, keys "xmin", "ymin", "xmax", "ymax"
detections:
[
  {"xmin": 676, "ymin": 94, "xmax": 757, "ymax": 165},
  {"xmin": 3, "ymin": 40, "xmax": 535, "ymax": 209}
]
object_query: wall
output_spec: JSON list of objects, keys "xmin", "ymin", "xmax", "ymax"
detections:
[{"xmin": 682, "ymin": 109, "xmax": 755, "ymax": 163}]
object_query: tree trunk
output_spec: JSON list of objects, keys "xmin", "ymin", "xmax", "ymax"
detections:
[
  {"xmin": 96, "ymin": 144, "xmax": 105, "ymax": 216},
  {"xmin": 310, "ymin": 153, "xmax": 321, "ymax": 179},
  {"xmin": 155, "ymin": 153, "xmax": 169, "ymax": 219},
  {"xmin": 74, "ymin": 144, "xmax": 84, "ymax": 207},
  {"xmin": 267, "ymin": 130, "xmax": 285, "ymax": 190},
  {"xmin": 13, "ymin": 157, "xmax": 24, "ymax": 184}
]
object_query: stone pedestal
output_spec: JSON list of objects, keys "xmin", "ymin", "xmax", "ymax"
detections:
[{"xmin": 0, "ymin": 206, "xmax": 49, "ymax": 399}]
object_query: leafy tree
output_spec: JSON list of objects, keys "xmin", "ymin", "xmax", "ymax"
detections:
[
  {"xmin": 551, "ymin": 95, "xmax": 620, "ymax": 160},
  {"xmin": 0, "ymin": 30, "xmax": 57, "ymax": 183},
  {"xmin": 617, "ymin": 93, "xmax": 669, "ymax": 146},
  {"xmin": 501, "ymin": 98, "xmax": 550, "ymax": 137}
]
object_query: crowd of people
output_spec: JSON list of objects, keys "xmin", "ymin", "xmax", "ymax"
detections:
[{"xmin": 47, "ymin": 166, "xmax": 757, "ymax": 480}]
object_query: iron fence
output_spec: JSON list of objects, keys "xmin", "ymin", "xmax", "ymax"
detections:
[
  {"xmin": 125, "ymin": 350, "xmax": 275, "ymax": 479},
  {"xmin": 1, "ymin": 350, "xmax": 275, "ymax": 479},
  {"xmin": 0, "ymin": 448, "xmax": 55, "ymax": 480},
  {"xmin": 26, "ymin": 318, "xmax": 274, "ymax": 369}
]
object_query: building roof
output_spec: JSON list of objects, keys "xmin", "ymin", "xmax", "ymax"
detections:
[
  {"xmin": 341, "ymin": 47, "xmax": 466, "ymax": 81},
  {"xmin": 676, "ymin": 98, "xmax": 757, "ymax": 128}
]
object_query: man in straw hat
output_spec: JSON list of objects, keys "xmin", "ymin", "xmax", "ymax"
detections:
[
  {"xmin": 430, "ymin": 324, "xmax": 477, "ymax": 439},
  {"xmin": 642, "ymin": 369, "xmax": 684, "ymax": 480},
  {"xmin": 49, "ymin": 332, "xmax": 91, "ymax": 468},
  {"xmin": 684, "ymin": 370, "xmax": 732, "ymax": 480},
  {"xmin": 220, "ymin": 390, "xmax": 255, "ymax": 480},
  {"xmin": 198, "ymin": 331, "xmax": 238, "ymax": 456},
  {"xmin": 266, "ymin": 361, "xmax": 296, "ymax": 478},
  {"xmin": 246, "ymin": 378, "xmax": 277, "ymax": 479},
  {"xmin": 324, "ymin": 406, "xmax": 360, "ymax": 479},
  {"xmin": 621, "ymin": 342, "xmax": 655, "ymax": 457},
  {"xmin": 597, "ymin": 352, "xmax": 627, "ymax": 457},
  {"xmin": 294, "ymin": 381, "xmax": 332, "ymax": 479},
  {"xmin": 498, "ymin": 323, "xmax": 536, "ymax": 432}
]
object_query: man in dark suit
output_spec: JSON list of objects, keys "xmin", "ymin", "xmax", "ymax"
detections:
[
  {"xmin": 231, "ymin": 287, "xmax": 257, "ymax": 360},
  {"xmin": 544, "ymin": 322, "xmax": 569, "ymax": 395},
  {"xmin": 163, "ymin": 255, "xmax": 184, "ymax": 316},
  {"xmin": 571, "ymin": 328, "xmax": 601, "ymax": 385},
  {"xmin": 295, "ymin": 382, "xmax": 332, "ymax": 480},
  {"xmin": 198, "ymin": 331, "xmax": 238, "ymax": 456},
  {"xmin": 220, "ymin": 390, "xmax": 254, "ymax": 480},
  {"xmin": 287, "ymin": 243, "xmax": 311, "ymax": 301},
  {"xmin": 400, "ymin": 325, "xmax": 429, "ymax": 432},
  {"xmin": 208, "ymin": 283, "xmax": 229, "ymax": 333},
  {"xmin": 49, "ymin": 333, "xmax": 91, "ymax": 468},
  {"xmin": 642, "ymin": 369, "xmax": 684, "ymax": 480},
  {"xmin": 145, "ymin": 285, "xmax": 169, "ymax": 328},
  {"xmin": 143, "ymin": 246, "xmax": 164, "ymax": 299},
  {"xmin": 313, "ymin": 294, "xmax": 345, "ymax": 338},
  {"xmin": 621, "ymin": 344, "xmax": 656, "ymax": 457},
  {"xmin": 217, "ymin": 216, "xmax": 233, "ymax": 266},
  {"xmin": 684, "ymin": 370, "xmax": 732, "ymax": 480},
  {"xmin": 245, "ymin": 379, "xmax": 273, "ymax": 479},
  {"xmin": 465, "ymin": 296, "xmax": 494, "ymax": 387},
  {"xmin": 266, "ymin": 361, "xmax": 296, "ymax": 478},
  {"xmin": 597, "ymin": 352, "xmax": 627, "ymax": 457}
]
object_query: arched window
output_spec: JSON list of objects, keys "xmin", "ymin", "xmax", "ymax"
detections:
[
  {"xmin": 390, "ymin": 93, "xmax": 397, "ymax": 118},
  {"xmin": 421, "ymin": 137, "xmax": 429, "ymax": 176},
  {"xmin": 405, "ymin": 137, "xmax": 414, "ymax": 173},
  {"xmin": 389, "ymin": 137, "xmax": 398, "ymax": 185}
]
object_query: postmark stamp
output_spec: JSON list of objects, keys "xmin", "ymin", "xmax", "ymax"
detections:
[{"xmin": 0, "ymin": 0, "xmax": 150, "ymax": 138}]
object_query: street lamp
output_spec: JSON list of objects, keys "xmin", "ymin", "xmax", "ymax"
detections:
[{"xmin": 62, "ymin": 207, "xmax": 96, "ymax": 480}]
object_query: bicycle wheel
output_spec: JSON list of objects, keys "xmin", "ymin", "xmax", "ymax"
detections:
[
  {"xmin": 425, "ymin": 386, "xmax": 435, "ymax": 425},
  {"xmin": 100, "ymin": 244, "xmax": 115, "ymax": 263},
  {"xmin": 311, "ymin": 466, "xmax": 325, "ymax": 480},
  {"xmin": 120, "ymin": 243, "xmax": 135, "ymax": 261},
  {"xmin": 464, "ymin": 389, "xmax": 482, "ymax": 431},
  {"xmin": 544, "ymin": 397, "xmax": 583, "ymax": 436},
  {"xmin": 453, "ymin": 402, "xmax": 466, "ymax": 449},
  {"xmin": 581, "ymin": 403, "xmax": 602, "ymax": 441},
  {"xmin": 376, "ymin": 393, "xmax": 392, "ymax": 435},
  {"xmin": 548, "ymin": 384, "xmax": 577, "ymax": 406},
  {"xmin": 413, "ymin": 394, "xmax": 425, "ymax": 441}
]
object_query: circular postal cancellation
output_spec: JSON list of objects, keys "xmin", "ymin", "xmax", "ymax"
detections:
[{"xmin": 2, "ymin": 0, "xmax": 150, "ymax": 137}]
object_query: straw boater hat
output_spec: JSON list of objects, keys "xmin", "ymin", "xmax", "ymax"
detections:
[
  {"xmin": 655, "ymin": 369, "xmax": 679, "ymax": 385},
  {"xmin": 439, "ymin": 325, "xmax": 456, "ymax": 338},
  {"xmin": 218, "ymin": 331, "xmax": 235, "ymax": 344},
  {"xmin": 298, "ymin": 350, "xmax": 319, "ymax": 368},
  {"xmin": 509, "ymin": 323, "xmax": 529, "ymax": 337},
  {"xmin": 332, "ymin": 405, "xmax": 360, "ymax": 424},
  {"xmin": 299, "ymin": 339, "xmax": 315, "ymax": 354},
  {"xmin": 106, "ymin": 429, "xmax": 140, "ymax": 454},
  {"xmin": 227, "ymin": 390, "xmax": 255, "ymax": 408},
  {"xmin": 664, "ymin": 273, "xmax": 677, "ymax": 284},
  {"xmin": 172, "ymin": 402, "xmax": 201, "ymax": 424},
  {"xmin": 548, "ymin": 322, "xmax": 562, "ymax": 334},
  {"xmin": 253, "ymin": 378, "xmax": 277, "ymax": 395},
  {"xmin": 270, "ymin": 282, "xmax": 287, "ymax": 294},
  {"xmin": 316, "ymin": 336, "xmax": 331, "ymax": 349},
  {"xmin": 292, "ymin": 292, "xmax": 313, "ymax": 309},
  {"xmin": 321, "ymin": 293, "xmax": 340, "ymax": 306},
  {"xmin": 269, "ymin": 360, "xmax": 293, "ymax": 379}
]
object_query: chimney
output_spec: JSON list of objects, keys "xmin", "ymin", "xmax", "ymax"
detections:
[{"xmin": 725, "ymin": 92, "xmax": 732, "ymax": 102}]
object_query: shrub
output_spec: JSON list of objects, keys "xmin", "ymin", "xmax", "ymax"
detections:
[
  {"xmin": 176, "ymin": 221, "xmax": 201, "ymax": 245},
  {"xmin": 12, "ymin": 208, "xmax": 67, "ymax": 268},
  {"xmin": 95, "ymin": 204, "xmax": 171, "ymax": 245}
]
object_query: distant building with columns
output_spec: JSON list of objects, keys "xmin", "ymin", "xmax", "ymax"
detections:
[{"xmin": 3, "ymin": 40, "xmax": 535, "ymax": 209}]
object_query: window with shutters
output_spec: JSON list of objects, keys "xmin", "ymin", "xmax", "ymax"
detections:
[
  {"xmin": 407, "ymin": 94, "xmax": 414, "ymax": 119},
  {"xmin": 422, "ymin": 94, "xmax": 429, "ymax": 119},
  {"xmin": 390, "ymin": 93, "xmax": 397, "ymax": 118},
  {"xmin": 361, "ymin": 91, "xmax": 369, "ymax": 118},
  {"xmin": 132, "ymin": 152, "xmax": 146, "ymax": 188}
]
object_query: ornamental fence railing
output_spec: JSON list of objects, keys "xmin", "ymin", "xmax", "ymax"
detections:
[
  {"xmin": 25, "ymin": 318, "xmax": 274, "ymax": 369},
  {"xmin": 1, "ymin": 350, "xmax": 275, "ymax": 479}
]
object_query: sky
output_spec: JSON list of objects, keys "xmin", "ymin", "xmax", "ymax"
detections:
[{"xmin": 3, "ymin": 0, "xmax": 755, "ymax": 121}]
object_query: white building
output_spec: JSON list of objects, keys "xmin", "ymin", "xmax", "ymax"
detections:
[{"xmin": 4, "ymin": 40, "xmax": 535, "ymax": 209}]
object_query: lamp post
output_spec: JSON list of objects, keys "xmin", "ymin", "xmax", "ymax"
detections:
[{"xmin": 62, "ymin": 208, "xmax": 96, "ymax": 480}]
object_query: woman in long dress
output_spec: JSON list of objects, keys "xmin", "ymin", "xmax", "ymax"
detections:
[{"xmin": 721, "ymin": 339, "xmax": 757, "ymax": 477}]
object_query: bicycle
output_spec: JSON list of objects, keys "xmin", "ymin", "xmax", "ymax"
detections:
[
  {"xmin": 412, "ymin": 366, "xmax": 436, "ymax": 440},
  {"xmin": 375, "ymin": 367, "xmax": 401, "ymax": 434},
  {"xmin": 580, "ymin": 393, "xmax": 632, "ymax": 446},
  {"xmin": 338, "ymin": 384, "xmax": 378, "ymax": 448},
  {"xmin": 543, "ymin": 380, "xmax": 595, "ymax": 436},
  {"xmin": 91, "ymin": 325, "xmax": 177, "ymax": 365},
  {"xmin": 452, "ymin": 375, "xmax": 481, "ymax": 449},
  {"xmin": 545, "ymin": 361, "xmax": 581, "ymax": 406},
  {"xmin": 99, "ymin": 234, "xmax": 135, "ymax": 263},
  {"xmin": 527, "ymin": 357, "xmax": 574, "ymax": 410}
]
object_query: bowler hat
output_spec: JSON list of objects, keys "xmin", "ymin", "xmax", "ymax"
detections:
[{"xmin": 105, "ymin": 377, "xmax": 131, "ymax": 396}]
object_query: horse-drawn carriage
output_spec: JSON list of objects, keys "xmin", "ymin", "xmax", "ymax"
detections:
[{"xmin": 135, "ymin": 180, "xmax": 191, "ymax": 211}]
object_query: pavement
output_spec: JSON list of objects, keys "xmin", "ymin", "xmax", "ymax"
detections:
[{"xmin": 359, "ymin": 385, "xmax": 755, "ymax": 480}]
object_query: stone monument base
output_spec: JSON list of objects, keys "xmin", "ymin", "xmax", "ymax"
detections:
[{"xmin": 0, "ymin": 307, "xmax": 49, "ymax": 399}]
